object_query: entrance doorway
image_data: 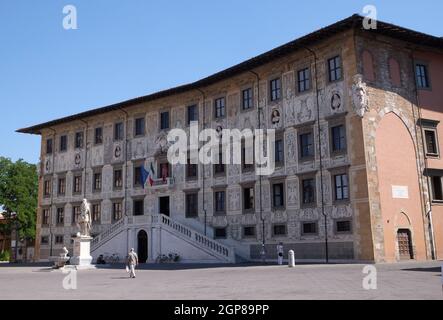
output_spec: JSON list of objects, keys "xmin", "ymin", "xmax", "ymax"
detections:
[
  {"xmin": 159, "ymin": 196, "xmax": 170, "ymax": 216},
  {"xmin": 137, "ymin": 230, "xmax": 148, "ymax": 263},
  {"xmin": 397, "ymin": 229, "xmax": 414, "ymax": 260}
]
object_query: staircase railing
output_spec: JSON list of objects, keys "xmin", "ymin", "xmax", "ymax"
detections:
[
  {"xmin": 153, "ymin": 214, "xmax": 234, "ymax": 262},
  {"xmin": 91, "ymin": 218, "xmax": 125, "ymax": 252}
]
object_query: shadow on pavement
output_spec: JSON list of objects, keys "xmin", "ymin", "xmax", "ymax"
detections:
[{"xmin": 401, "ymin": 266, "xmax": 442, "ymax": 273}]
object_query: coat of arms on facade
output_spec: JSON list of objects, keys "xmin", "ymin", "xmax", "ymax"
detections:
[
  {"xmin": 271, "ymin": 109, "xmax": 281, "ymax": 128},
  {"xmin": 351, "ymin": 74, "xmax": 369, "ymax": 118},
  {"xmin": 155, "ymin": 131, "xmax": 171, "ymax": 154}
]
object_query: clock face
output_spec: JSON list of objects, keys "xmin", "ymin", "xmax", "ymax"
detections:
[{"xmin": 331, "ymin": 93, "xmax": 341, "ymax": 110}]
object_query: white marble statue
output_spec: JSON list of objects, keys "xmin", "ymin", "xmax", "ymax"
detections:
[
  {"xmin": 351, "ymin": 74, "xmax": 369, "ymax": 117},
  {"xmin": 77, "ymin": 199, "xmax": 92, "ymax": 237}
]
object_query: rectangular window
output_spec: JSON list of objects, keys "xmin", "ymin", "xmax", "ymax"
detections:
[
  {"xmin": 112, "ymin": 202, "xmax": 123, "ymax": 222},
  {"xmin": 336, "ymin": 220, "xmax": 352, "ymax": 233},
  {"xmin": 334, "ymin": 174, "xmax": 349, "ymax": 201},
  {"xmin": 215, "ymin": 228, "xmax": 227, "ymax": 239},
  {"xmin": 214, "ymin": 148, "xmax": 225, "ymax": 175},
  {"xmin": 73, "ymin": 175, "xmax": 82, "ymax": 194},
  {"xmin": 243, "ymin": 186, "xmax": 255, "ymax": 212},
  {"xmin": 302, "ymin": 222, "xmax": 317, "ymax": 235},
  {"xmin": 331, "ymin": 125, "xmax": 346, "ymax": 152},
  {"xmin": 187, "ymin": 105, "xmax": 198, "ymax": 125},
  {"xmin": 134, "ymin": 166, "xmax": 142, "ymax": 187},
  {"xmin": 424, "ymin": 129, "xmax": 439, "ymax": 156},
  {"xmin": 185, "ymin": 193, "xmax": 198, "ymax": 218},
  {"xmin": 431, "ymin": 176, "xmax": 443, "ymax": 202},
  {"xmin": 214, "ymin": 97, "xmax": 226, "ymax": 119},
  {"xmin": 95, "ymin": 127, "xmax": 103, "ymax": 145},
  {"xmin": 135, "ymin": 117, "xmax": 145, "ymax": 136},
  {"xmin": 56, "ymin": 207, "xmax": 64, "ymax": 225},
  {"xmin": 44, "ymin": 179, "xmax": 51, "ymax": 197},
  {"xmin": 114, "ymin": 169, "xmax": 123, "ymax": 189},
  {"xmin": 275, "ymin": 138, "xmax": 284, "ymax": 165},
  {"xmin": 298, "ymin": 68, "xmax": 311, "ymax": 92},
  {"xmin": 46, "ymin": 139, "xmax": 53, "ymax": 155},
  {"xmin": 93, "ymin": 172, "xmax": 102, "ymax": 192},
  {"xmin": 41, "ymin": 236, "xmax": 49, "ymax": 245},
  {"xmin": 272, "ymin": 183, "xmax": 285, "ymax": 208},
  {"xmin": 72, "ymin": 206, "xmax": 81, "ymax": 224},
  {"xmin": 187, "ymin": 154, "xmax": 198, "ymax": 180},
  {"xmin": 270, "ymin": 78, "xmax": 282, "ymax": 101},
  {"xmin": 55, "ymin": 235, "xmax": 64, "ymax": 244},
  {"xmin": 243, "ymin": 226, "xmax": 256, "ymax": 238},
  {"xmin": 75, "ymin": 132, "xmax": 83, "ymax": 149},
  {"xmin": 42, "ymin": 209, "xmax": 50, "ymax": 226},
  {"xmin": 302, "ymin": 178, "xmax": 316, "ymax": 205},
  {"xmin": 214, "ymin": 191, "xmax": 226, "ymax": 214},
  {"xmin": 92, "ymin": 204, "xmax": 101, "ymax": 223},
  {"xmin": 160, "ymin": 112, "xmax": 170, "ymax": 130},
  {"xmin": 299, "ymin": 132, "xmax": 314, "ymax": 159},
  {"xmin": 416, "ymin": 64, "xmax": 430, "ymax": 89},
  {"xmin": 273, "ymin": 224, "xmax": 287, "ymax": 236},
  {"xmin": 133, "ymin": 199, "xmax": 144, "ymax": 216},
  {"xmin": 158, "ymin": 162, "xmax": 170, "ymax": 180},
  {"xmin": 60, "ymin": 135, "xmax": 68, "ymax": 152},
  {"xmin": 328, "ymin": 56, "xmax": 342, "ymax": 82},
  {"xmin": 114, "ymin": 122, "xmax": 124, "ymax": 141},
  {"xmin": 58, "ymin": 178, "xmax": 66, "ymax": 196},
  {"xmin": 242, "ymin": 88, "xmax": 253, "ymax": 110},
  {"xmin": 242, "ymin": 140, "xmax": 254, "ymax": 172}
]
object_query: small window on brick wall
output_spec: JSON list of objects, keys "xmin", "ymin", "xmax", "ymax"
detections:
[{"xmin": 431, "ymin": 176, "xmax": 443, "ymax": 202}]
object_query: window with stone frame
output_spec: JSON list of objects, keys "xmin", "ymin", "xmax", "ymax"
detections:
[
  {"xmin": 185, "ymin": 192, "xmax": 198, "ymax": 218},
  {"xmin": 186, "ymin": 152, "xmax": 198, "ymax": 180},
  {"xmin": 299, "ymin": 130, "xmax": 314, "ymax": 159},
  {"xmin": 243, "ymin": 185, "xmax": 255, "ymax": 213},
  {"xmin": 302, "ymin": 222, "xmax": 318, "ymax": 235},
  {"xmin": 46, "ymin": 138, "xmax": 53, "ymax": 155},
  {"xmin": 297, "ymin": 67, "xmax": 311, "ymax": 93},
  {"xmin": 213, "ymin": 145, "xmax": 225, "ymax": 176},
  {"xmin": 73, "ymin": 174, "xmax": 82, "ymax": 194},
  {"xmin": 112, "ymin": 202, "xmax": 123, "ymax": 222},
  {"xmin": 92, "ymin": 203, "xmax": 101, "ymax": 223},
  {"xmin": 41, "ymin": 236, "xmax": 49, "ymax": 245},
  {"xmin": 158, "ymin": 162, "xmax": 171, "ymax": 180},
  {"xmin": 333, "ymin": 172, "xmax": 349, "ymax": 202},
  {"xmin": 328, "ymin": 56, "xmax": 342, "ymax": 82},
  {"xmin": 275, "ymin": 134, "xmax": 284, "ymax": 166},
  {"xmin": 272, "ymin": 182, "xmax": 285, "ymax": 209},
  {"xmin": 243, "ymin": 226, "xmax": 256, "ymax": 238},
  {"xmin": 335, "ymin": 220, "xmax": 352, "ymax": 234},
  {"xmin": 42, "ymin": 208, "xmax": 50, "ymax": 226},
  {"xmin": 431, "ymin": 175, "xmax": 443, "ymax": 202},
  {"xmin": 160, "ymin": 111, "xmax": 170, "ymax": 130},
  {"xmin": 301, "ymin": 177, "xmax": 316, "ymax": 206},
  {"xmin": 331, "ymin": 124, "xmax": 347, "ymax": 154},
  {"xmin": 114, "ymin": 122, "xmax": 124, "ymax": 141},
  {"xmin": 214, "ymin": 190, "xmax": 226, "ymax": 215},
  {"xmin": 270, "ymin": 77, "xmax": 282, "ymax": 102},
  {"xmin": 72, "ymin": 205, "xmax": 81, "ymax": 225},
  {"xmin": 56, "ymin": 207, "xmax": 64, "ymax": 225},
  {"xmin": 416, "ymin": 63, "xmax": 430, "ymax": 89},
  {"xmin": 60, "ymin": 135, "xmax": 68, "ymax": 152},
  {"xmin": 215, "ymin": 228, "xmax": 227, "ymax": 239},
  {"xmin": 242, "ymin": 87, "xmax": 253, "ymax": 110},
  {"xmin": 93, "ymin": 171, "xmax": 102, "ymax": 192},
  {"xmin": 187, "ymin": 104, "xmax": 198, "ymax": 125},
  {"xmin": 135, "ymin": 117, "xmax": 145, "ymax": 136},
  {"xmin": 43, "ymin": 179, "xmax": 52, "ymax": 197},
  {"xmin": 133, "ymin": 165, "xmax": 143, "ymax": 187},
  {"xmin": 55, "ymin": 235, "xmax": 64, "ymax": 244},
  {"xmin": 424, "ymin": 129, "xmax": 439, "ymax": 157},
  {"xmin": 273, "ymin": 224, "xmax": 287, "ymax": 236},
  {"xmin": 114, "ymin": 168, "xmax": 123, "ymax": 189},
  {"xmin": 75, "ymin": 131, "xmax": 84, "ymax": 149},
  {"xmin": 58, "ymin": 177, "xmax": 66, "ymax": 196},
  {"xmin": 94, "ymin": 127, "xmax": 103, "ymax": 145},
  {"xmin": 133, "ymin": 199, "xmax": 144, "ymax": 216},
  {"xmin": 241, "ymin": 138, "xmax": 254, "ymax": 172},
  {"xmin": 214, "ymin": 97, "xmax": 226, "ymax": 119}
]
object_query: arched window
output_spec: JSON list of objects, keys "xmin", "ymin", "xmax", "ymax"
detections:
[
  {"xmin": 362, "ymin": 50, "xmax": 375, "ymax": 81},
  {"xmin": 389, "ymin": 58, "xmax": 401, "ymax": 87}
]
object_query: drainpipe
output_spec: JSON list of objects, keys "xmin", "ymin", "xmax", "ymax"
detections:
[
  {"xmin": 299, "ymin": 45, "xmax": 329, "ymax": 264},
  {"xmin": 409, "ymin": 48, "xmax": 437, "ymax": 260},
  {"xmin": 249, "ymin": 70, "xmax": 266, "ymax": 260},
  {"xmin": 196, "ymin": 88, "xmax": 208, "ymax": 236}
]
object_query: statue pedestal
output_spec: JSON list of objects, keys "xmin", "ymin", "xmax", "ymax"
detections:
[{"xmin": 70, "ymin": 236, "xmax": 93, "ymax": 267}]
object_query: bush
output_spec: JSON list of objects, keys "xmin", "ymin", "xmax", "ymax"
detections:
[{"xmin": 0, "ymin": 250, "xmax": 10, "ymax": 262}]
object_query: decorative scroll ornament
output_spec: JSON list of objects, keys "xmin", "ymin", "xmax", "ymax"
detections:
[{"xmin": 351, "ymin": 74, "xmax": 369, "ymax": 118}]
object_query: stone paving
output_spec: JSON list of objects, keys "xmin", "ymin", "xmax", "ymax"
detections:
[{"xmin": 0, "ymin": 261, "xmax": 442, "ymax": 300}]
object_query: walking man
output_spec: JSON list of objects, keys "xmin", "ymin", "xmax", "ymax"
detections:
[
  {"xmin": 126, "ymin": 248, "xmax": 139, "ymax": 279},
  {"xmin": 277, "ymin": 242, "xmax": 284, "ymax": 265}
]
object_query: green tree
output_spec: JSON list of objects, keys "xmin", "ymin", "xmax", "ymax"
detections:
[{"xmin": 0, "ymin": 157, "xmax": 38, "ymax": 241}]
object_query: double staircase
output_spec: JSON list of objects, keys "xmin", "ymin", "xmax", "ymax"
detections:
[{"xmin": 90, "ymin": 214, "xmax": 236, "ymax": 263}]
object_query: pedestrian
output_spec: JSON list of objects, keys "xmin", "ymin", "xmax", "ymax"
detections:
[
  {"xmin": 277, "ymin": 242, "xmax": 284, "ymax": 265},
  {"xmin": 126, "ymin": 248, "xmax": 139, "ymax": 279}
]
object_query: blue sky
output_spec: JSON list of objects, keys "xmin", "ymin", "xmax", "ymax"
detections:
[{"xmin": 0, "ymin": 0, "xmax": 441, "ymax": 163}]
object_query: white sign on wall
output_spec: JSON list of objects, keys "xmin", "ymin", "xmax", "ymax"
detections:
[{"xmin": 392, "ymin": 186, "xmax": 409, "ymax": 199}]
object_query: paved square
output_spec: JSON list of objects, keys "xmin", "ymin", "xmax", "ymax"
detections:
[{"xmin": 0, "ymin": 261, "xmax": 442, "ymax": 300}]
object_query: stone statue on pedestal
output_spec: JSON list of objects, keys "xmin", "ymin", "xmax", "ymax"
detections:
[{"xmin": 77, "ymin": 199, "xmax": 92, "ymax": 237}]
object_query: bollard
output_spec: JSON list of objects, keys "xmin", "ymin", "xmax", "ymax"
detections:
[{"xmin": 288, "ymin": 250, "xmax": 295, "ymax": 268}]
